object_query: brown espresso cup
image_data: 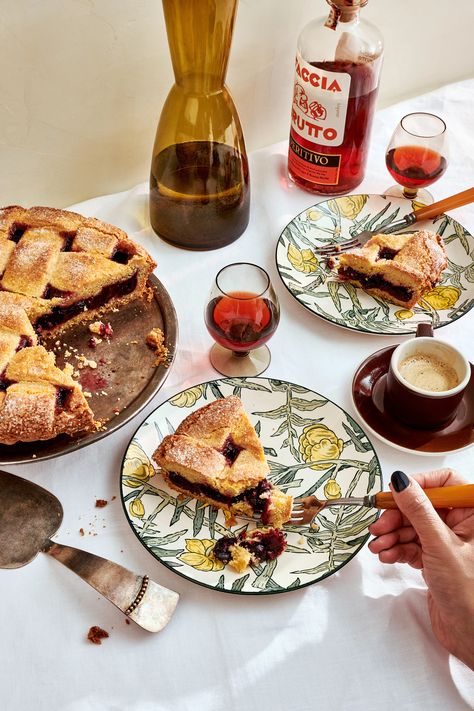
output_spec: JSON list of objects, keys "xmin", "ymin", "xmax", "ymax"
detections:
[{"xmin": 385, "ymin": 324, "xmax": 471, "ymax": 429}]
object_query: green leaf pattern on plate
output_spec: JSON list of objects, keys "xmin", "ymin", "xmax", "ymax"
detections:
[
  {"xmin": 121, "ymin": 377, "xmax": 382, "ymax": 595},
  {"xmin": 276, "ymin": 195, "xmax": 474, "ymax": 335}
]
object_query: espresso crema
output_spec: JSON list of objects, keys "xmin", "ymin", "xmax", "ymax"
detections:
[{"xmin": 399, "ymin": 354, "xmax": 459, "ymax": 392}]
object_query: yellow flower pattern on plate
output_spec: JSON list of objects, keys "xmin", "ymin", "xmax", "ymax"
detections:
[
  {"xmin": 123, "ymin": 441, "xmax": 155, "ymax": 488},
  {"xmin": 324, "ymin": 479, "xmax": 342, "ymax": 499},
  {"xmin": 422, "ymin": 286, "xmax": 461, "ymax": 310},
  {"xmin": 170, "ymin": 386, "xmax": 205, "ymax": 408},
  {"xmin": 395, "ymin": 309, "xmax": 414, "ymax": 321},
  {"xmin": 299, "ymin": 424, "xmax": 344, "ymax": 470},
  {"xmin": 327, "ymin": 194, "xmax": 368, "ymax": 219},
  {"xmin": 287, "ymin": 244, "xmax": 319, "ymax": 274},
  {"xmin": 179, "ymin": 539, "xmax": 225, "ymax": 572}
]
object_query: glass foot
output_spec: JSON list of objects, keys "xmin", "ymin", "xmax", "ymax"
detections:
[
  {"xmin": 209, "ymin": 344, "xmax": 271, "ymax": 377},
  {"xmin": 383, "ymin": 185, "xmax": 433, "ymax": 205}
]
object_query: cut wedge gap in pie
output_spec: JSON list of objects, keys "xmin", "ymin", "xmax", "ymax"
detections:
[
  {"xmin": 337, "ymin": 230, "xmax": 447, "ymax": 308},
  {"xmin": 153, "ymin": 395, "xmax": 293, "ymax": 527},
  {"xmin": 0, "ymin": 205, "xmax": 156, "ymax": 444}
]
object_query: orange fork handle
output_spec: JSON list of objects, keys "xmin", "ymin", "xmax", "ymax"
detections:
[
  {"xmin": 374, "ymin": 484, "xmax": 474, "ymax": 510},
  {"xmin": 415, "ymin": 187, "xmax": 474, "ymax": 221}
]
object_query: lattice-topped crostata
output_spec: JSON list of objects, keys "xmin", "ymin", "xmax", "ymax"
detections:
[
  {"xmin": 153, "ymin": 395, "xmax": 293, "ymax": 527},
  {"xmin": 337, "ymin": 230, "xmax": 447, "ymax": 308},
  {"xmin": 0, "ymin": 205, "xmax": 156, "ymax": 444}
]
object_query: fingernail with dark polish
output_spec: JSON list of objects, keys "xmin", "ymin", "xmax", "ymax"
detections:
[{"xmin": 391, "ymin": 470, "xmax": 409, "ymax": 492}]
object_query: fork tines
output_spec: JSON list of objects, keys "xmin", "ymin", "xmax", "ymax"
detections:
[{"xmin": 314, "ymin": 239, "xmax": 360, "ymax": 256}]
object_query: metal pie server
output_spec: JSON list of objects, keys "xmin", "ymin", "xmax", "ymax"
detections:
[{"xmin": 0, "ymin": 470, "xmax": 179, "ymax": 632}]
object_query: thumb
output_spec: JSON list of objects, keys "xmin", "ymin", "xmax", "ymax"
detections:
[{"xmin": 390, "ymin": 471, "xmax": 451, "ymax": 552}]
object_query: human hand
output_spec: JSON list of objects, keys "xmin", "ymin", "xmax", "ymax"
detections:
[{"xmin": 368, "ymin": 468, "xmax": 474, "ymax": 671}]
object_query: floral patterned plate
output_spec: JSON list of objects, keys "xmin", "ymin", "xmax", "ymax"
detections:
[
  {"xmin": 276, "ymin": 194, "xmax": 474, "ymax": 335},
  {"xmin": 120, "ymin": 377, "xmax": 382, "ymax": 595}
]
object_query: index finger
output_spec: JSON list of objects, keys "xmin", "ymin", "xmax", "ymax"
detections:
[{"xmin": 410, "ymin": 468, "xmax": 467, "ymax": 489}]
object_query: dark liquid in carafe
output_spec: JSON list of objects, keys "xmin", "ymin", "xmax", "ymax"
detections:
[{"xmin": 150, "ymin": 141, "xmax": 250, "ymax": 250}]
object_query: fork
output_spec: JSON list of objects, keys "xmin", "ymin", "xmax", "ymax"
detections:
[
  {"xmin": 288, "ymin": 484, "xmax": 474, "ymax": 524},
  {"xmin": 313, "ymin": 186, "xmax": 474, "ymax": 257}
]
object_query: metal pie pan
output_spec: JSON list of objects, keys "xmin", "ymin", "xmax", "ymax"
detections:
[{"xmin": 0, "ymin": 275, "xmax": 178, "ymax": 464}]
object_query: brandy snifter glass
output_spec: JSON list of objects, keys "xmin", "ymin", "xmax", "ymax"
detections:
[
  {"xmin": 205, "ymin": 263, "xmax": 280, "ymax": 377},
  {"xmin": 385, "ymin": 112, "xmax": 448, "ymax": 205}
]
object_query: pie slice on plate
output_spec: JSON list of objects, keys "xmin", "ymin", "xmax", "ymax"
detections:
[
  {"xmin": 0, "ymin": 205, "xmax": 156, "ymax": 444},
  {"xmin": 153, "ymin": 395, "xmax": 293, "ymax": 527},
  {"xmin": 337, "ymin": 230, "xmax": 447, "ymax": 308}
]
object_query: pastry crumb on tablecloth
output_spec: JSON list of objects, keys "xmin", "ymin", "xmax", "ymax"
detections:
[{"xmin": 87, "ymin": 626, "xmax": 109, "ymax": 645}]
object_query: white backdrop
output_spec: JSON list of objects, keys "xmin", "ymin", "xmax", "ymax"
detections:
[{"xmin": 0, "ymin": 0, "xmax": 473, "ymax": 207}]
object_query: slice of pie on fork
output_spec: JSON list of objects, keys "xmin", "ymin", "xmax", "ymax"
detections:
[{"xmin": 153, "ymin": 395, "xmax": 292, "ymax": 527}]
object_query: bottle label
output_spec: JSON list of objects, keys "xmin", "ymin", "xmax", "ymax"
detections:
[
  {"xmin": 288, "ymin": 133, "xmax": 341, "ymax": 185},
  {"xmin": 290, "ymin": 52, "xmax": 350, "ymax": 149}
]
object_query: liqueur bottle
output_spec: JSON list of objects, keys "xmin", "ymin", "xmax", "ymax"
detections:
[
  {"xmin": 149, "ymin": 0, "xmax": 250, "ymax": 250},
  {"xmin": 288, "ymin": 0, "xmax": 383, "ymax": 195}
]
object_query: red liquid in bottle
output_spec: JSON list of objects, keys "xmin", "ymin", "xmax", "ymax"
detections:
[
  {"xmin": 386, "ymin": 145, "xmax": 447, "ymax": 189},
  {"xmin": 289, "ymin": 60, "xmax": 379, "ymax": 195},
  {"xmin": 205, "ymin": 291, "xmax": 279, "ymax": 353}
]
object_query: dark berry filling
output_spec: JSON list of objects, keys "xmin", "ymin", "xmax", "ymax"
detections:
[
  {"xmin": 42, "ymin": 285, "xmax": 74, "ymax": 300},
  {"xmin": 60, "ymin": 231, "xmax": 76, "ymax": 251},
  {"xmin": 219, "ymin": 435, "xmax": 242, "ymax": 464},
  {"xmin": 55, "ymin": 386, "xmax": 72, "ymax": 411},
  {"xmin": 9, "ymin": 223, "xmax": 27, "ymax": 243},
  {"xmin": 168, "ymin": 471, "xmax": 273, "ymax": 517},
  {"xmin": 16, "ymin": 335, "xmax": 33, "ymax": 351},
  {"xmin": 338, "ymin": 266, "xmax": 413, "ymax": 302},
  {"xmin": 34, "ymin": 272, "xmax": 137, "ymax": 333},
  {"xmin": 213, "ymin": 528, "xmax": 287, "ymax": 566},
  {"xmin": 111, "ymin": 243, "xmax": 134, "ymax": 264},
  {"xmin": 212, "ymin": 536, "xmax": 235, "ymax": 564},
  {"xmin": 377, "ymin": 247, "xmax": 398, "ymax": 260},
  {"xmin": 0, "ymin": 375, "xmax": 14, "ymax": 391}
]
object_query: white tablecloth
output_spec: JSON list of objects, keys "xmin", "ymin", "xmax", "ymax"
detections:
[{"xmin": 3, "ymin": 80, "xmax": 474, "ymax": 711}]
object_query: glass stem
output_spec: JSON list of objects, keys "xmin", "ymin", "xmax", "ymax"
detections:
[
  {"xmin": 402, "ymin": 186, "xmax": 418, "ymax": 199},
  {"xmin": 233, "ymin": 350, "xmax": 250, "ymax": 358}
]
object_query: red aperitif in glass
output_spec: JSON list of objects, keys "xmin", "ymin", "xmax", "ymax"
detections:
[
  {"xmin": 385, "ymin": 145, "xmax": 447, "ymax": 190},
  {"xmin": 384, "ymin": 113, "xmax": 448, "ymax": 203},
  {"xmin": 205, "ymin": 263, "xmax": 280, "ymax": 377},
  {"xmin": 205, "ymin": 291, "xmax": 278, "ymax": 353}
]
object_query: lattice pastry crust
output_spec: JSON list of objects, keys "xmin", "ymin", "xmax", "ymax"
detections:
[
  {"xmin": 0, "ymin": 205, "xmax": 156, "ymax": 444},
  {"xmin": 153, "ymin": 396, "xmax": 292, "ymax": 527}
]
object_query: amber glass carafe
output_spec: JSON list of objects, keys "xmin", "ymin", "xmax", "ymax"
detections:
[{"xmin": 150, "ymin": 0, "xmax": 250, "ymax": 250}]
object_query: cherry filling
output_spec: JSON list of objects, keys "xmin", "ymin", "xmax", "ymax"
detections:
[
  {"xmin": 61, "ymin": 232, "xmax": 76, "ymax": 251},
  {"xmin": 338, "ymin": 266, "xmax": 413, "ymax": 302},
  {"xmin": 213, "ymin": 528, "xmax": 287, "ymax": 565},
  {"xmin": 16, "ymin": 335, "xmax": 33, "ymax": 351},
  {"xmin": 9, "ymin": 223, "xmax": 27, "ymax": 243},
  {"xmin": 55, "ymin": 386, "xmax": 72, "ymax": 412},
  {"xmin": 42, "ymin": 285, "xmax": 74, "ymax": 300},
  {"xmin": 219, "ymin": 435, "xmax": 242, "ymax": 464},
  {"xmin": 34, "ymin": 273, "xmax": 138, "ymax": 333},
  {"xmin": 111, "ymin": 243, "xmax": 134, "ymax": 264},
  {"xmin": 377, "ymin": 247, "xmax": 398, "ymax": 260},
  {"xmin": 0, "ymin": 375, "xmax": 14, "ymax": 391},
  {"xmin": 168, "ymin": 471, "xmax": 273, "ymax": 520}
]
